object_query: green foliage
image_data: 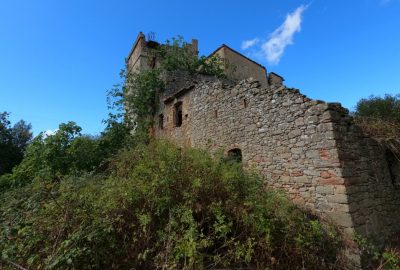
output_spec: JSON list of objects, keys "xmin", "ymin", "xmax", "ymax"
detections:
[
  {"xmin": 355, "ymin": 94, "xmax": 400, "ymax": 123},
  {"xmin": 104, "ymin": 69, "xmax": 137, "ymax": 149},
  {"xmin": 0, "ymin": 112, "xmax": 32, "ymax": 175},
  {"xmin": 150, "ymin": 35, "xmax": 225, "ymax": 78},
  {"xmin": 354, "ymin": 94, "xmax": 400, "ymax": 138},
  {"xmin": 0, "ymin": 121, "xmax": 126, "ymax": 191},
  {"xmin": 98, "ymin": 119, "xmax": 131, "ymax": 159},
  {"xmin": 198, "ymin": 55, "xmax": 226, "ymax": 78},
  {"xmin": 154, "ymin": 36, "xmax": 200, "ymax": 73},
  {"xmin": 125, "ymin": 69, "xmax": 164, "ymax": 119},
  {"xmin": 107, "ymin": 67, "xmax": 163, "ymax": 143},
  {"xmin": 355, "ymin": 234, "xmax": 400, "ymax": 270},
  {"xmin": 123, "ymin": 69, "xmax": 164, "ymax": 142},
  {"xmin": 381, "ymin": 250, "xmax": 400, "ymax": 270},
  {"xmin": 0, "ymin": 140, "xmax": 343, "ymax": 270}
]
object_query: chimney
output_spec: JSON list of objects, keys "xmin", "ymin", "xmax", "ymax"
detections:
[{"xmin": 191, "ymin": 39, "xmax": 199, "ymax": 55}]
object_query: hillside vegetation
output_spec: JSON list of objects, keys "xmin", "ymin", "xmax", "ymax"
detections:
[{"xmin": 0, "ymin": 136, "xmax": 344, "ymax": 269}]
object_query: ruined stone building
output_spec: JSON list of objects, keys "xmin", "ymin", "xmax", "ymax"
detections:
[{"xmin": 127, "ymin": 32, "xmax": 400, "ymax": 245}]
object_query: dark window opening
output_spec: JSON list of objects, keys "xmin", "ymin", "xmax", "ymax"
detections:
[
  {"xmin": 243, "ymin": 99, "xmax": 247, "ymax": 108},
  {"xmin": 159, "ymin": 114, "xmax": 164, "ymax": 130},
  {"xmin": 174, "ymin": 102, "xmax": 183, "ymax": 127},
  {"xmin": 214, "ymin": 110, "xmax": 218, "ymax": 118},
  {"xmin": 149, "ymin": 57, "xmax": 156, "ymax": 69},
  {"xmin": 227, "ymin": 148, "xmax": 242, "ymax": 163},
  {"xmin": 386, "ymin": 149, "xmax": 400, "ymax": 188}
]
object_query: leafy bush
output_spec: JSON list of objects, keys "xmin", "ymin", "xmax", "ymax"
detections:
[
  {"xmin": 354, "ymin": 94, "xmax": 400, "ymax": 139},
  {"xmin": 153, "ymin": 36, "xmax": 200, "ymax": 74},
  {"xmin": 150, "ymin": 35, "xmax": 225, "ymax": 77},
  {"xmin": 4, "ymin": 122, "xmax": 98, "ymax": 187},
  {"xmin": 0, "ymin": 121, "xmax": 130, "ymax": 191},
  {"xmin": 354, "ymin": 116, "xmax": 400, "ymax": 139},
  {"xmin": 355, "ymin": 94, "xmax": 400, "ymax": 123},
  {"xmin": 0, "ymin": 140, "xmax": 343, "ymax": 269},
  {"xmin": 356, "ymin": 234, "xmax": 400, "ymax": 270},
  {"xmin": 124, "ymin": 69, "xmax": 164, "ymax": 140}
]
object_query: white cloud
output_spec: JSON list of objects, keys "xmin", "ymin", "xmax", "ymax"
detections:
[
  {"xmin": 43, "ymin": 129, "xmax": 58, "ymax": 138},
  {"xmin": 241, "ymin": 38, "xmax": 259, "ymax": 50},
  {"xmin": 262, "ymin": 5, "xmax": 307, "ymax": 65},
  {"xmin": 241, "ymin": 5, "xmax": 307, "ymax": 65}
]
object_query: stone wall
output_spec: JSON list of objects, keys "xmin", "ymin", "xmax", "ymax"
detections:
[
  {"xmin": 331, "ymin": 108, "xmax": 400, "ymax": 241},
  {"xmin": 153, "ymin": 73, "xmax": 400, "ymax": 242},
  {"xmin": 127, "ymin": 32, "xmax": 148, "ymax": 74}
]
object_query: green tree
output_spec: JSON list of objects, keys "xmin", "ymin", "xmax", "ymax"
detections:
[
  {"xmin": 354, "ymin": 94, "xmax": 400, "ymax": 138},
  {"xmin": 6, "ymin": 122, "xmax": 104, "ymax": 189},
  {"xmin": 151, "ymin": 35, "xmax": 225, "ymax": 77},
  {"xmin": 0, "ymin": 112, "xmax": 32, "ymax": 175},
  {"xmin": 355, "ymin": 94, "xmax": 400, "ymax": 123},
  {"xmin": 98, "ymin": 120, "xmax": 131, "ymax": 158}
]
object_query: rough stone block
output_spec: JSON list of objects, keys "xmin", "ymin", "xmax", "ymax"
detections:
[
  {"xmin": 280, "ymin": 176, "xmax": 290, "ymax": 183},
  {"xmin": 288, "ymin": 129, "xmax": 301, "ymax": 139},
  {"xmin": 331, "ymin": 203, "xmax": 350, "ymax": 213},
  {"xmin": 291, "ymin": 170, "xmax": 304, "ymax": 177},
  {"xmin": 327, "ymin": 194, "xmax": 348, "ymax": 204},
  {"xmin": 334, "ymin": 185, "xmax": 347, "ymax": 194},
  {"xmin": 320, "ymin": 171, "xmax": 336, "ymax": 179},
  {"xmin": 328, "ymin": 212, "xmax": 354, "ymax": 228},
  {"xmin": 295, "ymin": 176, "xmax": 311, "ymax": 184},
  {"xmin": 316, "ymin": 185, "xmax": 334, "ymax": 195}
]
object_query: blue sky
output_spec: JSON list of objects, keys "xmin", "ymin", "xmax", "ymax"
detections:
[{"xmin": 1, "ymin": 0, "xmax": 399, "ymax": 135}]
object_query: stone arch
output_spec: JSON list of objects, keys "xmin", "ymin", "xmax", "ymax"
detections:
[{"xmin": 227, "ymin": 148, "xmax": 242, "ymax": 163}]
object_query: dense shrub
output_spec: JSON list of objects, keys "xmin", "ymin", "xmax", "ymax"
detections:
[
  {"xmin": 0, "ymin": 122, "xmax": 99, "ymax": 190},
  {"xmin": 356, "ymin": 234, "xmax": 400, "ymax": 270},
  {"xmin": 0, "ymin": 121, "xmax": 132, "ymax": 192},
  {"xmin": 354, "ymin": 94, "xmax": 400, "ymax": 139},
  {"xmin": 123, "ymin": 69, "xmax": 164, "ymax": 140},
  {"xmin": 355, "ymin": 94, "xmax": 400, "ymax": 123},
  {"xmin": 0, "ymin": 140, "xmax": 343, "ymax": 269},
  {"xmin": 150, "ymin": 36, "xmax": 226, "ymax": 77},
  {"xmin": 354, "ymin": 116, "xmax": 400, "ymax": 139}
]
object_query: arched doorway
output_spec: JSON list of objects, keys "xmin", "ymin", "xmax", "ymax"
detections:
[{"xmin": 227, "ymin": 148, "xmax": 242, "ymax": 163}]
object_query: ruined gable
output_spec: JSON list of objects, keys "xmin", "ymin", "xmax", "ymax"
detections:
[{"xmin": 209, "ymin": 44, "xmax": 268, "ymax": 86}]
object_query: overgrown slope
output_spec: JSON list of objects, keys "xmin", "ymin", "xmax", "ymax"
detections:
[{"xmin": 0, "ymin": 140, "xmax": 344, "ymax": 270}]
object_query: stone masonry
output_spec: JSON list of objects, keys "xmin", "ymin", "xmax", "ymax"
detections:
[{"xmin": 152, "ymin": 72, "xmax": 400, "ymax": 244}]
